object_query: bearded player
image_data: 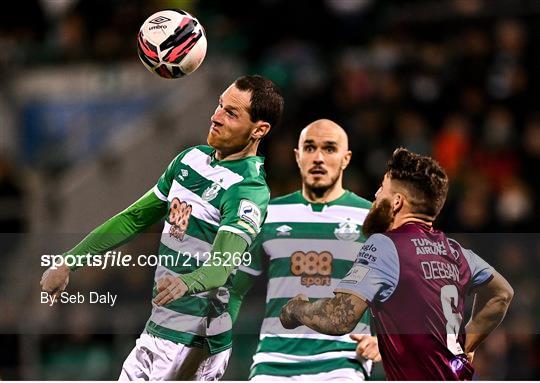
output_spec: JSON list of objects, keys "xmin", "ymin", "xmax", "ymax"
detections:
[
  {"xmin": 229, "ymin": 120, "xmax": 381, "ymax": 380},
  {"xmin": 280, "ymin": 148, "xmax": 513, "ymax": 380},
  {"xmin": 40, "ymin": 75, "xmax": 284, "ymax": 380}
]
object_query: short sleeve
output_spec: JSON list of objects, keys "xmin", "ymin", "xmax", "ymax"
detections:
[
  {"xmin": 218, "ymin": 183, "xmax": 270, "ymax": 246},
  {"xmin": 462, "ymin": 248, "xmax": 493, "ymax": 287},
  {"xmin": 335, "ymin": 233, "xmax": 400, "ymax": 304},
  {"xmin": 153, "ymin": 152, "xmax": 185, "ymax": 201}
]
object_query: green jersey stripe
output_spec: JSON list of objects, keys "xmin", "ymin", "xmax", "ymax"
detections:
[
  {"xmin": 149, "ymin": 294, "xmax": 226, "ymax": 318},
  {"xmin": 156, "ymin": 245, "xmax": 209, "ymax": 274},
  {"xmin": 153, "ymin": 185, "xmax": 168, "ymax": 201},
  {"xmin": 249, "ymin": 356, "xmax": 366, "ymax": 378},
  {"xmin": 256, "ymin": 336, "xmax": 355, "ymax": 356},
  {"xmin": 218, "ymin": 225, "xmax": 252, "ymax": 246},
  {"xmin": 160, "ymin": 229, "xmax": 212, "ymax": 255},
  {"xmin": 259, "ymin": 317, "xmax": 370, "ymax": 338},
  {"xmin": 261, "ymin": 221, "xmax": 367, "ymax": 241},
  {"xmin": 184, "ymin": 215, "xmax": 220, "ymax": 245},
  {"xmin": 146, "ymin": 321, "xmax": 232, "ymax": 354},
  {"xmin": 258, "ymin": 332, "xmax": 356, "ymax": 344},
  {"xmin": 149, "ymin": 305, "xmax": 231, "ymax": 336},
  {"xmin": 239, "ymin": 264, "xmax": 263, "ymax": 276}
]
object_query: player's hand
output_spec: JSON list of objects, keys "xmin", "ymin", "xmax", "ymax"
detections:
[
  {"xmin": 153, "ymin": 274, "xmax": 188, "ymax": 306},
  {"xmin": 466, "ymin": 351, "xmax": 475, "ymax": 364},
  {"xmin": 280, "ymin": 294, "xmax": 308, "ymax": 329},
  {"xmin": 40, "ymin": 264, "xmax": 70, "ymax": 300},
  {"xmin": 350, "ymin": 334, "xmax": 382, "ymax": 362}
]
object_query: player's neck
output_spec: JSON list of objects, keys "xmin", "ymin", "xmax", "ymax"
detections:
[
  {"xmin": 302, "ymin": 184, "xmax": 345, "ymax": 204},
  {"xmin": 215, "ymin": 141, "xmax": 259, "ymax": 161},
  {"xmin": 392, "ymin": 213, "xmax": 433, "ymax": 230}
]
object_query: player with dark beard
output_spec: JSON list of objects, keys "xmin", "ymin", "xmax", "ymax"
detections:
[{"xmin": 280, "ymin": 148, "xmax": 514, "ymax": 380}]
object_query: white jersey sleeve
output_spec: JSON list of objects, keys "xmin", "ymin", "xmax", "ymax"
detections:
[
  {"xmin": 334, "ymin": 233, "xmax": 400, "ymax": 303},
  {"xmin": 462, "ymin": 248, "xmax": 493, "ymax": 287}
]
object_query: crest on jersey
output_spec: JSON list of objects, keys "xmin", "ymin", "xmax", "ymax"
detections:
[
  {"xmin": 202, "ymin": 182, "xmax": 221, "ymax": 201},
  {"xmin": 334, "ymin": 220, "xmax": 360, "ymax": 241}
]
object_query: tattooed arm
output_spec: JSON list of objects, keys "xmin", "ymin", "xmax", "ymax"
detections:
[{"xmin": 280, "ymin": 292, "xmax": 368, "ymax": 336}]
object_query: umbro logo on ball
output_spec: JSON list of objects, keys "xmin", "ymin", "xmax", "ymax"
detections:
[{"xmin": 149, "ymin": 16, "xmax": 171, "ymax": 25}]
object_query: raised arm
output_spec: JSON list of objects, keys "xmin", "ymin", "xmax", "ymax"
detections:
[{"xmin": 40, "ymin": 189, "xmax": 167, "ymax": 296}]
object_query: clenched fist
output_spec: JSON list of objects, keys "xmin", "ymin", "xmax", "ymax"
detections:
[
  {"xmin": 280, "ymin": 294, "xmax": 308, "ymax": 329},
  {"xmin": 153, "ymin": 274, "xmax": 188, "ymax": 306},
  {"xmin": 40, "ymin": 264, "xmax": 70, "ymax": 299},
  {"xmin": 350, "ymin": 334, "xmax": 381, "ymax": 362}
]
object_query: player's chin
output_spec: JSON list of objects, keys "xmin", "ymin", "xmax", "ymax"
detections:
[
  {"xmin": 307, "ymin": 177, "xmax": 331, "ymax": 189},
  {"xmin": 207, "ymin": 131, "xmax": 221, "ymax": 148}
]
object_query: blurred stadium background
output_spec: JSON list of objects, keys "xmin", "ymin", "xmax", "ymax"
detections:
[{"xmin": 0, "ymin": 0, "xmax": 539, "ymax": 379}]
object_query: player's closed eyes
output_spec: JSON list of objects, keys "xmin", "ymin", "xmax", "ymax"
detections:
[
  {"xmin": 216, "ymin": 101, "xmax": 238, "ymax": 118},
  {"xmin": 225, "ymin": 109, "xmax": 237, "ymax": 118}
]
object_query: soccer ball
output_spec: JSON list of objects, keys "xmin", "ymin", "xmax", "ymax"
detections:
[{"xmin": 137, "ymin": 9, "xmax": 207, "ymax": 79}]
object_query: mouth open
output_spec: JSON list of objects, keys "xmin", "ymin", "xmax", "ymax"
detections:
[{"xmin": 309, "ymin": 169, "xmax": 327, "ymax": 176}]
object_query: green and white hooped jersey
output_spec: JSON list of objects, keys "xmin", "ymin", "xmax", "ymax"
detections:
[
  {"xmin": 146, "ymin": 145, "xmax": 270, "ymax": 354},
  {"xmin": 245, "ymin": 191, "xmax": 373, "ymax": 378}
]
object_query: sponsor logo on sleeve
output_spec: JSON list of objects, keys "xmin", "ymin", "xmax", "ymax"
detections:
[
  {"xmin": 238, "ymin": 199, "xmax": 261, "ymax": 230},
  {"xmin": 340, "ymin": 264, "xmax": 371, "ymax": 285}
]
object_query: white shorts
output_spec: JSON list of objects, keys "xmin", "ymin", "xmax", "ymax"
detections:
[
  {"xmin": 250, "ymin": 368, "xmax": 367, "ymax": 381},
  {"xmin": 119, "ymin": 332, "xmax": 231, "ymax": 381}
]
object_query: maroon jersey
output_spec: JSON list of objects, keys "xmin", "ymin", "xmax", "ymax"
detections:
[{"xmin": 335, "ymin": 222, "xmax": 493, "ymax": 380}]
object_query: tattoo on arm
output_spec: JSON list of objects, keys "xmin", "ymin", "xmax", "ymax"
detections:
[{"xmin": 292, "ymin": 293, "xmax": 367, "ymax": 335}]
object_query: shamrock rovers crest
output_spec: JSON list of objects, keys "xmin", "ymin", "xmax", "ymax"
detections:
[
  {"xmin": 334, "ymin": 220, "xmax": 360, "ymax": 241},
  {"xmin": 202, "ymin": 182, "xmax": 221, "ymax": 201}
]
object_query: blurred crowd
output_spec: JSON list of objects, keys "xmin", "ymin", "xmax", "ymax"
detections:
[{"xmin": 1, "ymin": 0, "xmax": 539, "ymax": 380}]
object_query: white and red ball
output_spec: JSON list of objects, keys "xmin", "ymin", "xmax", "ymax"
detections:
[{"xmin": 137, "ymin": 9, "xmax": 207, "ymax": 79}]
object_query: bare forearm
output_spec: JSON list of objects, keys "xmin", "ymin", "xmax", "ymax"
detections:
[
  {"xmin": 465, "ymin": 293, "xmax": 512, "ymax": 353},
  {"xmin": 291, "ymin": 294, "xmax": 365, "ymax": 335}
]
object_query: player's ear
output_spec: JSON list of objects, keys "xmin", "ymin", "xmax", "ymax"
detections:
[
  {"xmin": 341, "ymin": 150, "xmax": 352, "ymax": 170},
  {"xmin": 252, "ymin": 121, "xmax": 270, "ymax": 140},
  {"xmin": 294, "ymin": 148, "xmax": 301, "ymax": 168},
  {"xmin": 393, "ymin": 193, "xmax": 405, "ymax": 213}
]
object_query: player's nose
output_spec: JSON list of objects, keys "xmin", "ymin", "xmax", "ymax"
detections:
[
  {"xmin": 210, "ymin": 113, "xmax": 223, "ymax": 126},
  {"xmin": 211, "ymin": 107, "xmax": 225, "ymax": 123},
  {"xmin": 313, "ymin": 150, "xmax": 325, "ymax": 163}
]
